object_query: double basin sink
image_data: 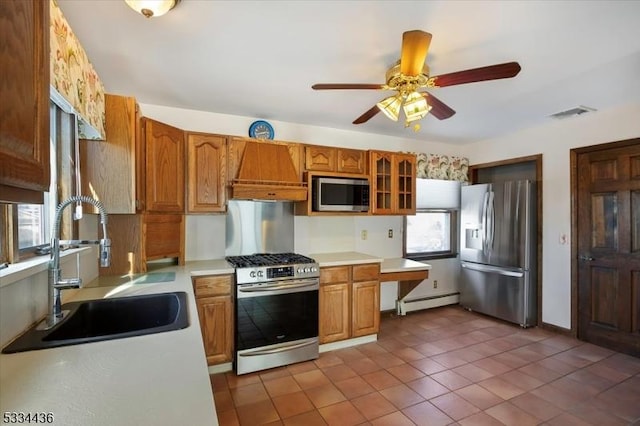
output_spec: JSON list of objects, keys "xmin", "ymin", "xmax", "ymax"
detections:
[{"xmin": 2, "ymin": 292, "xmax": 189, "ymax": 354}]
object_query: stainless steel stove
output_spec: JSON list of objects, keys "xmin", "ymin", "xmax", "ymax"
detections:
[{"xmin": 225, "ymin": 252, "xmax": 320, "ymax": 375}]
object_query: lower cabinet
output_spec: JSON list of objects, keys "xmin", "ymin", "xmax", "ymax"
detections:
[
  {"xmin": 193, "ymin": 274, "xmax": 234, "ymax": 365},
  {"xmin": 319, "ymin": 263, "xmax": 380, "ymax": 344}
]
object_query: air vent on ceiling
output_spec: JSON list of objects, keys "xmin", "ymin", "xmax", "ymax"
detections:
[{"xmin": 549, "ymin": 105, "xmax": 597, "ymax": 120}]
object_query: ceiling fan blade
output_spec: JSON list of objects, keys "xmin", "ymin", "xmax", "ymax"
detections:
[
  {"xmin": 422, "ymin": 92, "xmax": 456, "ymax": 120},
  {"xmin": 312, "ymin": 83, "xmax": 385, "ymax": 90},
  {"xmin": 430, "ymin": 62, "xmax": 521, "ymax": 88},
  {"xmin": 400, "ymin": 30, "xmax": 432, "ymax": 77},
  {"xmin": 353, "ymin": 105, "xmax": 381, "ymax": 124}
]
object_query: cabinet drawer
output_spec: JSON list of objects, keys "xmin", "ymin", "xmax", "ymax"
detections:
[
  {"xmin": 193, "ymin": 275, "xmax": 232, "ymax": 297},
  {"xmin": 353, "ymin": 263, "xmax": 380, "ymax": 282},
  {"xmin": 320, "ymin": 266, "xmax": 350, "ymax": 284}
]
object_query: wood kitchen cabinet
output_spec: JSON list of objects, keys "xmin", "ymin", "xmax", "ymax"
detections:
[
  {"xmin": 319, "ymin": 266, "xmax": 351, "ymax": 343},
  {"xmin": 82, "ymin": 95, "xmax": 186, "ymax": 273},
  {"xmin": 0, "ymin": 0, "xmax": 50, "ymax": 203},
  {"xmin": 143, "ymin": 118, "xmax": 185, "ymax": 212},
  {"xmin": 193, "ymin": 275, "xmax": 234, "ymax": 365},
  {"xmin": 186, "ymin": 133, "xmax": 227, "ymax": 213},
  {"xmin": 305, "ymin": 145, "xmax": 367, "ymax": 176},
  {"xmin": 352, "ymin": 264, "xmax": 381, "ymax": 337},
  {"xmin": 81, "ymin": 94, "xmax": 142, "ymax": 213},
  {"xmin": 319, "ymin": 263, "xmax": 380, "ymax": 344},
  {"xmin": 369, "ymin": 150, "xmax": 416, "ymax": 215}
]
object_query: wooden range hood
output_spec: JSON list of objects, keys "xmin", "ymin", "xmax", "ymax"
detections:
[{"xmin": 230, "ymin": 141, "xmax": 307, "ymax": 201}]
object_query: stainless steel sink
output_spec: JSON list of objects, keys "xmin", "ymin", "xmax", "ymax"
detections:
[{"xmin": 2, "ymin": 292, "xmax": 189, "ymax": 354}]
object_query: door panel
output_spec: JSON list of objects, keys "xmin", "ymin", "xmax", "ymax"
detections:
[
  {"xmin": 577, "ymin": 142, "xmax": 640, "ymax": 357},
  {"xmin": 460, "ymin": 262, "xmax": 535, "ymax": 327},
  {"xmin": 460, "ymin": 184, "xmax": 490, "ymax": 264}
]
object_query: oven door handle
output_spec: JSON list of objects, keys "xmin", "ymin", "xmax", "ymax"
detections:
[
  {"xmin": 239, "ymin": 338, "xmax": 318, "ymax": 357},
  {"xmin": 238, "ymin": 279, "xmax": 319, "ymax": 293}
]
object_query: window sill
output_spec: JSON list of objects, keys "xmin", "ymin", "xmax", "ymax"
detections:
[
  {"xmin": 405, "ymin": 253, "xmax": 459, "ymax": 261},
  {"xmin": 0, "ymin": 247, "xmax": 92, "ymax": 288}
]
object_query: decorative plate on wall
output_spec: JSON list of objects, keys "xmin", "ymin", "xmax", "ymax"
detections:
[{"xmin": 248, "ymin": 120, "xmax": 274, "ymax": 140}]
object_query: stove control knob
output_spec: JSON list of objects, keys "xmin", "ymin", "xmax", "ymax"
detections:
[
  {"xmin": 249, "ymin": 271, "xmax": 256, "ymax": 278},
  {"xmin": 312, "ymin": 267, "xmax": 318, "ymax": 272},
  {"xmin": 297, "ymin": 268, "xmax": 303, "ymax": 274},
  {"xmin": 305, "ymin": 267, "xmax": 310, "ymax": 273},
  {"xmin": 257, "ymin": 270, "xmax": 264, "ymax": 278}
]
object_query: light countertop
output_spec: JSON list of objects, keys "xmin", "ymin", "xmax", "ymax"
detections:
[
  {"xmin": 0, "ymin": 262, "xmax": 222, "ymax": 426},
  {"xmin": 381, "ymin": 258, "xmax": 432, "ymax": 274},
  {"xmin": 309, "ymin": 251, "xmax": 384, "ymax": 267}
]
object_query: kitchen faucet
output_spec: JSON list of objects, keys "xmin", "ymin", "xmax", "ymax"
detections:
[{"xmin": 40, "ymin": 195, "xmax": 111, "ymax": 330}]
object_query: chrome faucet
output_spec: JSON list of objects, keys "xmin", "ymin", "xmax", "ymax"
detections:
[{"xmin": 42, "ymin": 195, "xmax": 111, "ymax": 329}]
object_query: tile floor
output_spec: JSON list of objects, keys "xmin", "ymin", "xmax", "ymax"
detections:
[{"xmin": 210, "ymin": 306, "xmax": 640, "ymax": 425}]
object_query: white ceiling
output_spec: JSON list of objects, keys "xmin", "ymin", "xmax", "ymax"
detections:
[{"xmin": 58, "ymin": 0, "xmax": 640, "ymax": 145}]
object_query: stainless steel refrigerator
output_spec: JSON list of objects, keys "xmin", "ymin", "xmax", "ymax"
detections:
[{"xmin": 459, "ymin": 180, "xmax": 537, "ymax": 327}]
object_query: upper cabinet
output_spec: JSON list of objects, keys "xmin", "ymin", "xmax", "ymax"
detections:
[
  {"xmin": 305, "ymin": 146, "xmax": 367, "ymax": 176},
  {"xmin": 82, "ymin": 95, "xmax": 187, "ymax": 214},
  {"xmin": 370, "ymin": 150, "xmax": 416, "ymax": 215},
  {"xmin": 142, "ymin": 118, "xmax": 185, "ymax": 213},
  {"xmin": 186, "ymin": 133, "xmax": 227, "ymax": 213},
  {"xmin": 81, "ymin": 94, "xmax": 141, "ymax": 213},
  {"xmin": 0, "ymin": 0, "xmax": 50, "ymax": 203}
]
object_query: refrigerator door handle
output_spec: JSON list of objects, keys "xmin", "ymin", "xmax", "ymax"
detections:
[
  {"xmin": 488, "ymin": 191, "xmax": 496, "ymax": 252},
  {"xmin": 481, "ymin": 192, "xmax": 490, "ymax": 253},
  {"xmin": 461, "ymin": 262, "xmax": 524, "ymax": 278}
]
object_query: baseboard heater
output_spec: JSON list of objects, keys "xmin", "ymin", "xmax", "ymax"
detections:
[{"xmin": 397, "ymin": 292, "xmax": 460, "ymax": 315}]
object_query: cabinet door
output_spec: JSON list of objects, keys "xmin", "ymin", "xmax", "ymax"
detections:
[
  {"xmin": 197, "ymin": 295, "xmax": 233, "ymax": 365},
  {"xmin": 352, "ymin": 281, "xmax": 380, "ymax": 337},
  {"xmin": 187, "ymin": 133, "xmax": 227, "ymax": 213},
  {"xmin": 370, "ymin": 151, "xmax": 395, "ymax": 214},
  {"xmin": 306, "ymin": 146, "xmax": 336, "ymax": 172},
  {"xmin": 319, "ymin": 283, "xmax": 350, "ymax": 343},
  {"xmin": 144, "ymin": 119, "xmax": 185, "ymax": 212},
  {"xmin": 143, "ymin": 214, "xmax": 184, "ymax": 265},
  {"xmin": 0, "ymin": 0, "xmax": 50, "ymax": 202},
  {"xmin": 337, "ymin": 149, "xmax": 366, "ymax": 175},
  {"xmin": 81, "ymin": 95, "xmax": 139, "ymax": 213},
  {"xmin": 395, "ymin": 153, "xmax": 416, "ymax": 215}
]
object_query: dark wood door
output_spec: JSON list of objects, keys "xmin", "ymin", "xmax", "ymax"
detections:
[{"xmin": 576, "ymin": 140, "xmax": 640, "ymax": 356}]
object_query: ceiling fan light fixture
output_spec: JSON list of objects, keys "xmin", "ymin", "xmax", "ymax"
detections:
[
  {"xmin": 403, "ymin": 91, "xmax": 431, "ymax": 122},
  {"xmin": 125, "ymin": 0, "xmax": 180, "ymax": 18},
  {"xmin": 376, "ymin": 95, "xmax": 403, "ymax": 121}
]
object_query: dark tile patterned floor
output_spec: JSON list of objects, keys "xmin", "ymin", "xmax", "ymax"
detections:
[{"xmin": 210, "ymin": 306, "xmax": 640, "ymax": 425}]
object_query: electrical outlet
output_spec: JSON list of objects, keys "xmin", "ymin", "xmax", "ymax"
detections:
[
  {"xmin": 433, "ymin": 280, "xmax": 438, "ymax": 289},
  {"xmin": 388, "ymin": 229, "xmax": 393, "ymax": 238},
  {"xmin": 559, "ymin": 233, "xmax": 568, "ymax": 245},
  {"xmin": 361, "ymin": 230, "xmax": 368, "ymax": 240}
]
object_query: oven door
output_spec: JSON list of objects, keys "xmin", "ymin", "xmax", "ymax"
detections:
[{"xmin": 235, "ymin": 278, "xmax": 319, "ymax": 352}]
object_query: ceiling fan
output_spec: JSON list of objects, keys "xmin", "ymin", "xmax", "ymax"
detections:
[{"xmin": 312, "ymin": 30, "xmax": 521, "ymax": 129}]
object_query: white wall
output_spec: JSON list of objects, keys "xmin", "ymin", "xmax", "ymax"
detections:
[{"xmin": 464, "ymin": 102, "xmax": 640, "ymax": 329}]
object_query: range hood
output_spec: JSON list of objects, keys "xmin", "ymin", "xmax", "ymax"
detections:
[{"xmin": 230, "ymin": 141, "xmax": 307, "ymax": 201}]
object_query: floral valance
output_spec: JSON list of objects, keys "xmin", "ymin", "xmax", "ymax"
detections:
[
  {"xmin": 416, "ymin": 153, "xmax": 469, "ymax": 182},
  {"xmin": 50, "ymin": 0, "xmax": 105, "ymax": 140}
]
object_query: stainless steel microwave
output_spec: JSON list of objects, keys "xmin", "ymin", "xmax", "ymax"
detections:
[{"xmin": 312, "ymin": 177, "xmax": 370, "ymax": 212}]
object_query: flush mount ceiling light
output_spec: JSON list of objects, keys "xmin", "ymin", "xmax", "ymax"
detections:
[{"xmin": 125, "ymin": 0, "xmax": 181, "ymax": 18}]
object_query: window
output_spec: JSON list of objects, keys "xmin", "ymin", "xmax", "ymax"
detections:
[
  {"xmin": 404, "ymin": 210, "xmax": 458, "ymax": 260},
  {"xmin": 18, "ymin": 204, "xmax": 49, "ymax": 249}
]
